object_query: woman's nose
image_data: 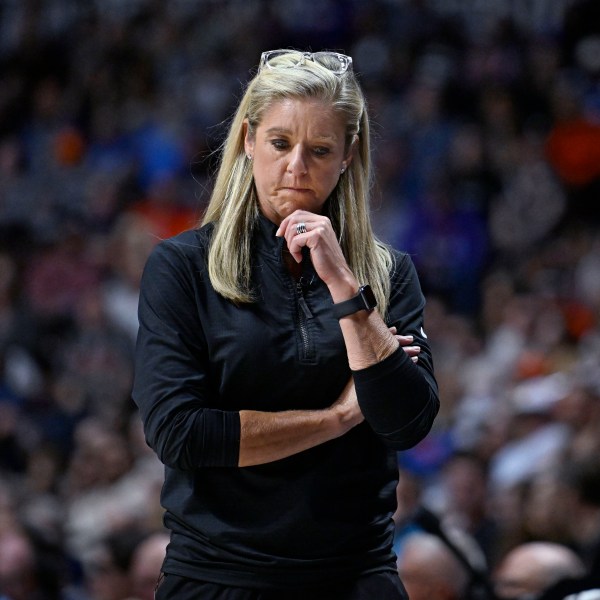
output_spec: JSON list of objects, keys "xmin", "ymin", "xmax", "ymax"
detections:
[{"xmin": 287, "ymin": 145, "xmax": 308, "ymax": 175}]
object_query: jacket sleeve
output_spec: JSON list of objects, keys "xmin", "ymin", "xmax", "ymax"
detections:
[
  {"xmin": 132, "ymin": 239, "xmax": 241, "ymax": 470},
  {"xmin": 353, "ymin": 253, "xmax": 439, "ymax": 450}
]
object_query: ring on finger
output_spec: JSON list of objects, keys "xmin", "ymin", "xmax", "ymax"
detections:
[{"xmin": 296, "ymin": 222, "xmax": 307, "ymax": 235}]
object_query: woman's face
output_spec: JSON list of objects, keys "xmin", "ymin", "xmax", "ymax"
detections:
[{"xmin": 244, "ymin": 97, "xmax": 352, "ymax": 225}]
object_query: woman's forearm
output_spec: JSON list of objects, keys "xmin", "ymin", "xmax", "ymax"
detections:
[
  {"xmin": 238, "ymin": 378, "xmax": 362, "ymax": 467},
  {"xmin": 328, "ymin": 274, "xmax": 400, "ymax": 371},
  {"xmin": 238, "ymin": 409, "xmax": 337, "ymax": 467},
  {"xmin": 327, "ymin": 270, "xmax": 439, "ymax": 450},
  {"xmin": 339, "ymin": 309, "xmax": 400, "ymax": 370}
]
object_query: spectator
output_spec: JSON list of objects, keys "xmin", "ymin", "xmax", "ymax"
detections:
[
  {"xmin": 83, "ymin": 527, "xmax": 148, "ymax": 600},
  {"xmin": 493, "ymin": 542, "xmax": 586, "ymax": 599},
  {"xmin": 0, "ymin": 527, "xmax": 40, "ymax": 600},
  {"xmin": 0, "ymin": 524, "xmax": 75, "ymax": 600},
  {"xmin": 437, "ymin": 451, "xmax": 500, "ymax": 565},
  {"xmin": 560, "ymin": 456, "xmax": 600, "ymax": 574},
  {"xmin": 64, "ymin": 419, "xmax": 161, "ymax": 560},
  {"xmin": 397, "ymin": 531, "xmax": 471, "ymax": 600},
  {"xmin": 128, "ymin": 531, "xmax": 169, "ymax": 600}
]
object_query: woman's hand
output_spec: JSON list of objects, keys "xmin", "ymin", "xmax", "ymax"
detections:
[
  {"xmin": 390, "ymin": 326, "xmax": 421, "ymax": 363},
  {"xmin": 276, "ymin": 209, "xmax": 357, "ymax": 298}
]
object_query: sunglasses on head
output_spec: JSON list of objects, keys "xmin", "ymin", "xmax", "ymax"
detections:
[{"xmin": 259, "ymin": 50, "xmax": 353, "ymax": 75}]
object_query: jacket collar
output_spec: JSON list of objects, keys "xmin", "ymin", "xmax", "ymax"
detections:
[
  {"xmin": 254, "ymin": 213, "xmax": 285, "ymax": 261},
  {"xmin": 253, "ymin": 213, "xmax": 317, "ymax": 283}
]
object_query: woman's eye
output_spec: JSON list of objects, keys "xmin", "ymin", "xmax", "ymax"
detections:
[
  {"xmin": 313, "ymin": 147, "xmax": 330, "ymax": 156},
  {"xmin": 271, "ymin": 139, "xmax": 288, "ymax": 150}
]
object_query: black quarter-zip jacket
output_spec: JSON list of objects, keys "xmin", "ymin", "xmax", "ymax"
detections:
[{"xmin": 132, "ymin": 214, "xmax": 439, "ymax": 590}]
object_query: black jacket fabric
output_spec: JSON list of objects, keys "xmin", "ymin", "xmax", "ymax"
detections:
[{"xmin": 132, "ymin": 214, "xmax": 439, "ymax": 589}]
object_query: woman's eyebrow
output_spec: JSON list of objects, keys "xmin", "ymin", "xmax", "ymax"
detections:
[
  {"xmin": 264, "ymin": 127, "xmax": 338, "ymax": 141},
  {"xmin": 264, "ymin": 127, "xmax": 291, "ymax": 135}
]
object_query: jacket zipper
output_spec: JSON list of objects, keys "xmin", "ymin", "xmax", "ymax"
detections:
[{"xmin": 296, "ymin": 277, "xmax": 314, "ymax": 362}]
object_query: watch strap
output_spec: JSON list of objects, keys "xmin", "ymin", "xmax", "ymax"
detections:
[{"xmin": 332, "ymin": 284, "xmax": 377, "ymax": 319}]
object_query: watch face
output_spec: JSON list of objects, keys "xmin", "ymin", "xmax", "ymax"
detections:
[{"xmin": 360, "ymin": 285, "xmax": 377, "ymax": 309}]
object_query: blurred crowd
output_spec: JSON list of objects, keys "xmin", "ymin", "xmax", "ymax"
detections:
[{"xmin": 1, "ymin": 0, "xmax": 600, "ymax": 598}]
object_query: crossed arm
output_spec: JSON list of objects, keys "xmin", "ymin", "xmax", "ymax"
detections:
[
  {"xmin": 238, "ymin": 332, "xmax": 421, "ymax": 466},
  {"xmin": 134, "ymin": 219, "xmax": 437, "ymax": 470}
]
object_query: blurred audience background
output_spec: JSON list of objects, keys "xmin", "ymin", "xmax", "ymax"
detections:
[{"xmin": 1, "ymin": 0, "xmax": 600, "ymax": 597}]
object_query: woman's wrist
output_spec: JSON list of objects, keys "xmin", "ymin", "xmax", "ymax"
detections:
[{"xmin": 327, "ymin": 268, "xmax": 359, "ymax": 304}]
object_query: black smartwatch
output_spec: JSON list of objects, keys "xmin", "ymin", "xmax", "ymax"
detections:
[{"xmin": 332, "ymin": 284, "xmax": 377, "ymax": 319}]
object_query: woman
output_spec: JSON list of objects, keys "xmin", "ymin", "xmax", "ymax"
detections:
[{"xmin": 133, "ymin": 49, "xmax": 439, "ymax": 599}]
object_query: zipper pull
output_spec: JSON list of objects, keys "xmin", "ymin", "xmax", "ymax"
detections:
[
  {"xmin": 298, "ymin": 296, "xmax": 313, "ymax": 318},
  {"xmin": 297, "ymin": 283, "xmax": 314, "ymax": 318}
]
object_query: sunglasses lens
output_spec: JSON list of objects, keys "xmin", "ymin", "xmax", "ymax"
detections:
[
  {"xmin": 312, "ymin": 52, "xmax": 350, "ymax": 74},
  {"xmin": 263, "ymin": 50, "xmax": 303, "ymax": 68}
]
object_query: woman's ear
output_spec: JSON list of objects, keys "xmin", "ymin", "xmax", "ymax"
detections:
[{"xmin": 243, "ymin": 119, "xmax": 255, "ymax": 158}]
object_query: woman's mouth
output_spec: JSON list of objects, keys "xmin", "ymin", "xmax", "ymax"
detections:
[{"xmin": 280, "ymin": 187, "xmax": 311, "ymax": 193}]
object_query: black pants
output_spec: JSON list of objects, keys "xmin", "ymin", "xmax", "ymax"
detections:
[{"xmin": 155, "ymin": 572, "xmax": 408, "ymax": 599}]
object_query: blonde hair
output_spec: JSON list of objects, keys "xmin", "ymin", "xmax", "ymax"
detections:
[{"xmin": 202, "ymin": 51, "xmax": 394, "ymax": 316}]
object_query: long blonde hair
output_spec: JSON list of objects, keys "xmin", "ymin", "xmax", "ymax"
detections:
[{"xmin": 202, "ymin": 51, "xmax": 394, "ymax": 316}]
